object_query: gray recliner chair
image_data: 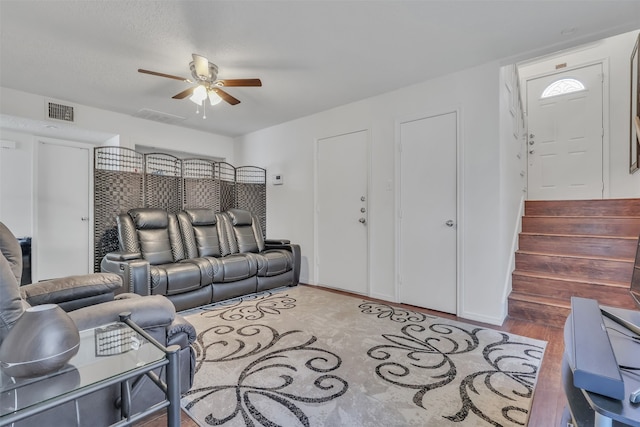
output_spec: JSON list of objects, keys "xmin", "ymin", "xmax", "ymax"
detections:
[{"xmin": 0, "ymin": 221, "xmax": 196, "ymax": 426}]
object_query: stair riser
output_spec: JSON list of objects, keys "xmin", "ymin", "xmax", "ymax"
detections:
[
  {"xmin": 525, "ymin": 199, "xmax": 640, "ymax": 217},
  {"xmin": 507, "ymin": 298, "xmax": 570, "ymax": 328},
  {"xmin": 522, "ymin": 217, "xmax": 640, "ymax": 237},
  {"xmin": 515, "ymin": 253, "xmax": 633, "ymax": 283},
  {"xmin": 511, "ymin": 274, "xmax": 637, "ymax": 309},
  {"xmin": 518, "ymin": 234, "xmax": 637, "ymax": 259}
]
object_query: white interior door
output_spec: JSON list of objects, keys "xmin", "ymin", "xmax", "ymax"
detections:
[
  {"xmin": 526, "ymin": 63, "xmax": 603, "ymax": 200},
  {"xmin": 316, "ymin": 130, "xmax": 368, "ymax": 294},
  {"xmin": 398, "ymin": 112, "xmax": 457, "ymax": 314},
  {"xmin": 36, "ymin": 140, "xmax": 92, "ymax": 280}
]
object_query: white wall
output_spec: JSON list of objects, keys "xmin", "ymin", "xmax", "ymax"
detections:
[
  {"xmin": 518, "ymin": 30, "xmax": 640, "ymax": 198},
  {"xmin": 0, "ymin": 87, "xmax": 235, "ymax": 156},
  {"xmin": 498, "ymin": 65, "xmax": 528, "ymax": 315},
  {"xmin": 0, "ymin": 87, "xmax": 235, "ymax": 238},
  {"xmin": 0, "ymin": 130, "xmax": 33, "ymax": 237},
  {"xmin": 235, "ymin": 60, "xmax": 514, "ymax": 324}
]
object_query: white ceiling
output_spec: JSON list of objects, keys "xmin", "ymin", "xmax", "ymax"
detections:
[{"xmin": 1, "ymin": 1, "xmax": 639, "ymax": 138}]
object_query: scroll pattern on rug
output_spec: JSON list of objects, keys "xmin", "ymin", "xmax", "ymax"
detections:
[
  {"xmin": 184, "ymin": 293, "xmax": 348, "ymax": 426},
  {"xmin": 199, "ymin": 291, "xmax": 297, "ymax": 321},
  {"xmin": 182, "ymin": 288, "xmax": 545, "ymax": 427},
  {"xmin": 361, "ymin": 302, "xmax": 544, "ymax": 426}
]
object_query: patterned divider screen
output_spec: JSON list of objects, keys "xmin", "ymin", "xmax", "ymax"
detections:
[
  {"xmin": 183, "ymin": 158, "xmax": 218, "ymax": 210},
  {"xmin": 93, "ymin": 147, "xmax": 144, "ymax": 273},
  {"xmin": 217, "ymin": 162, "xmax": 237, "ymax": 212},
  {"xmin": 236, "ymin": 166, "xmax": 267, "ymax": 237},
  {"xmin": 93, "ymin": 148, "xmax": 267, "ymax": 272},
  {"xmin": 144, "ymin": 153, "xmax": 183, "ymax": 213}
]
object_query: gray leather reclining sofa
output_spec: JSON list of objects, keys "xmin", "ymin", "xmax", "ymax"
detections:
[{"xmin": 101, "ymin": 208, "xmax": 301, "ymax": 311}]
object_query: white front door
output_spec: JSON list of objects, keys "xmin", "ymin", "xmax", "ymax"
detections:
[
  {"xmin": 36, "ymin": 140, "xmax": 92, "ymax": 280},
  {"xmin": 526, "ymin": 63, "xmax": 604, "ymax": 200},
  {"xmin": 316, "ymin": 130, "xmax": 368, "ymax": 294},
  {"xmin": 398, "ymin": 111, "xmax": 457, "ymax": 314}
]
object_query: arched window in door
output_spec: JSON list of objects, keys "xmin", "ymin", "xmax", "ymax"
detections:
[{"xmin": 541, "ymin": 78, "xmax": 586, "ymax": 98}]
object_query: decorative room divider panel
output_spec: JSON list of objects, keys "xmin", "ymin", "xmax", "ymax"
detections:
[
  {"xmin": 236, "ymin": 166, "xmax": 267, "ymax": 234},
  {"xmin": 93, "ymin": 147, "xmax": 266, "ymax": 272}
]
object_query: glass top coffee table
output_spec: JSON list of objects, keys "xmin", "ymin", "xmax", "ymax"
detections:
[{"xmin": 1, "ymin": 317, "xmax": 181, "ymax": 426}]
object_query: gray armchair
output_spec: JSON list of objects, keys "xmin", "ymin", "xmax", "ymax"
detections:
[{"xmin": 0, "ymin": 221, "xmax": 196, "ymax": 426}]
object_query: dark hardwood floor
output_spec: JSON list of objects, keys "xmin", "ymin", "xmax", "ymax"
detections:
[{"xmin": 136, "ymin": 285, "xmax": 566, "ymax": 426}]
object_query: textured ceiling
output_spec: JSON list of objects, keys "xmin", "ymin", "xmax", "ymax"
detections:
[{"xmin": 1, "ymin": 1, "xmax": 639, "ymax": 138}]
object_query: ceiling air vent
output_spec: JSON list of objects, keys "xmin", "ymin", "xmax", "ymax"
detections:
[
  {"xmin": 47, "ymin": 101, "xmax": 75, "ymax": 123},
  {"xmin": 133, "ymin": 108, "xmax": 187, "ymax": 125}
]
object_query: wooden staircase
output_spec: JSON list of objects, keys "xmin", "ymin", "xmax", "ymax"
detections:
[{"xmin": 508, "ymin": 199, "xmax": 640, "ymax": 328}]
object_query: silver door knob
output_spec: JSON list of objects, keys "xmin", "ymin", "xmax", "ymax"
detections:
[
  {"xmin": 359, "ymin": 218, "xmax": 367, "ymax": 224},
  {"xmin": 529, "ymin": 150, "xmax": 534, "ymax": 154},
  {"xmin": 445, "ymin": 220, "xmax": 454, "ymax": 227},
  {"xmin": 81, "ymin": 217, "xmax": 89, "ymax": 221}
]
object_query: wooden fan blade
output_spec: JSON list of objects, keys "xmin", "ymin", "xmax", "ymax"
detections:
[
  {"xmin": 172, "ymin": 87, "xmax": 196, "ymax": 99},
  {"xmin": 213, "ymin": 88, "xmax": 241, "ymax": 105},
  {"xmin": 138, "ymin": 69, "xmax": 189, "ymax": 82},
  {"xmin": 217, "ymin": 78, "xmax": 262, "ymax": 87}
]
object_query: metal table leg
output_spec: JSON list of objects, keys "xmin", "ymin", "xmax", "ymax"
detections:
[{"xmin": 165, "ymin": 345, "xmax": 181, "ymax": 427}]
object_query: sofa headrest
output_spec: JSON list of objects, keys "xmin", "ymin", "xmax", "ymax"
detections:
[
  {"xmin": 128, "ymin": 208, "xmax": 169, "ymax": 229},
  {"xmin": 227, "ymin": 209, "xmax": 252, "ymax": 226},
  {"xmin": 185, "ymin": 209, "xmax": 217, "ymax": 226}
]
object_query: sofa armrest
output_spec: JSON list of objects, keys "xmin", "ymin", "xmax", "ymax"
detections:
[
  {"xmin": 69, "ymin": 294, "xmax": 175, "ymax": 332},
  {"xmin": 167, "ymin": 315, "xmax": 197, "ymax": 348},
  {"xmin": 101, "ymin": 254, "xmax": 151, "ymax": 296},
  {"xmin": 263, "ymin": 242, "xmax": 301, "ymax": 286},
  {"xmin": 105, "ymin": 251, "xmax": 142, "ymax": 261},
  {"xmin": 264, "ymin": 239, "xmax": 291, "ymax": 245},
  {"xmin": 20, "ymin": 273, "xmax": 122, "ymax": 311}
]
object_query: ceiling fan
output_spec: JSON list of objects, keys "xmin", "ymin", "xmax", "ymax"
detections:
[{"xmin": 138, "ymin": 54, "xmax": 262, "ymax": 108}]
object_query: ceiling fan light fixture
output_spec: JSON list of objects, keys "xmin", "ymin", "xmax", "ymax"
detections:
[
  {"xmin": 208, "ymin": 90, "xmax": 222, "ymax": 106},
  {"xmin": 139, "ymin": 54, "xmax": 260, "ymax": 111},
  {"xmin": 189, "ymin": 85, "xmax": 207, "ymax": 105}
]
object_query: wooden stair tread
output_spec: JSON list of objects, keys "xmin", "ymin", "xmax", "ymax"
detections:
[
  {"xmin": 508, "ymin": 292, "xmax": 570, "ymax": 307},
  {"xmin": 525, "ymin": 199, "xmax": 640, "ymax": 217},
  {"xmin": 519, "ymin": 232, "xmax": 637, "ymax": 240},
  {"xmin": 525, "ymin": 215, "xmax": 640, "ymax": 219},
  {"xmin": 511, "ymin": 270, "xmax": 630, "ymax": 288},
  {"xmin": 515, "ymin": 250, "xmax": 634, "ymax": 262},
  {"xmin": 521, "ymin": 216, "xmax": 640, "ymax": 237},
  {"xmin": 515, "ymin": 252, "xmax": 634, "ymax": 283}
]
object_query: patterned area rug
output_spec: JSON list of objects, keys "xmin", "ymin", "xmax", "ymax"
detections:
[{"xmin": 180, "ymin": 285, "xmax": 546, "ymax": 426}]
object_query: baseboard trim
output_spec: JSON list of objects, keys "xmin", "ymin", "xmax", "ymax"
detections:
[{"xmin": 459, "ymin": 309, "xmax": 505, "ymax": 326}]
